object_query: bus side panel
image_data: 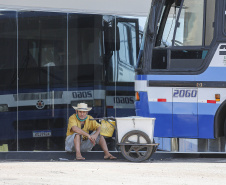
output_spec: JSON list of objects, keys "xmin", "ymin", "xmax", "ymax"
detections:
[
  {"xmin": 135, "ymin": 92, "xmax": 150, "ymax": 117},
  {"xmin": 146, "ymin": 87, "xmax": 173, "ymax": 137},
  {"xmin": 198, "ymin": 103, "xmax": 219, "ymax": 139},
  {"xmin": 135, "ymin": 90, "xmax": 173, "ymax": 137},
  {"xmin": 173, "ymin": 102, "xmax": 198, "ymax": 137},
  {"xmin": 149, "ymin": 102, "xmax": 173, "ymax": 137}
]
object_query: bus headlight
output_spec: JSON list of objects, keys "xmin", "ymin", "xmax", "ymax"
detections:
[{"xmin": 0, "ymin": 104, "xmax": 8, "ymax": 112}]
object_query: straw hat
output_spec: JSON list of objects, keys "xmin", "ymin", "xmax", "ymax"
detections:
[{"xmin": 72, "ymin": 103, "xmax": 92, "ymax": 111}]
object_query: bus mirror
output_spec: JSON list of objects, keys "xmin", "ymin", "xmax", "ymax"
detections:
[
  {"xmin": 104, "ymin": 25, "xmax": 120, "ymax": 53},
  {"xmin": 115, "ymin": 26, "xmax": 120, "ymax": 51},
  {"xmin": 175, "ymin": 0, "xmax": 182, "ymax": 7}
]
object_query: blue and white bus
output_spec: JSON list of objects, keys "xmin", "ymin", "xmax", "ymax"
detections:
[
  {"xmin": 0, "ymin": 1, "xmax": 148, "ymax": 151},
  {"xmin": 135, "ymin": 0, "xmax": 226, "ymax": 151}
]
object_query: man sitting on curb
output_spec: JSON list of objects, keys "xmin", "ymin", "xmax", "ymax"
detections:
[{"xmin": 65, "ymin": 103, "xmax": 117, "ymax": 160}]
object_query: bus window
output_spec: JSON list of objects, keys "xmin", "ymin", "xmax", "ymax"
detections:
[
  {"xmin": 174, "ymin": 0, "xmax": 204, "ymax": 46},
  {"xmin": 0, "ymin": 11, "xmax": 17, "ymax": 91},
  {"xmin": 18, "ymin": 12, "xmax": 67, "ymax": 87},
  {"xmin": 118, "ymin": 22, "xmax": 136, "ymax": 67},
  {"xmin": 118, "ymin": 22, "xmax": 130, "ymax": 66},
  {"xmin": 108, "ymin": 18, "xmax": 139, "ymax": 82},
  {"xmin": 118, "ymin": 22, "xmax": 137, "ymax": 68},
  {"xmin": 131, "ymin": 26, "xmax": 137, "ymax": 67},
  {"xmin": 150, "ymin": 0, "xmax": 214, "ymax": 72},
  {"xmin": 68, "ymin": 14, "xmax": 104, "ymax": 86},
  {"xmin": 156, "ymin": 2, "xmax": 179, "ymax": 47},
  {"xmin": 205, "ymin": 0, "xmax": 215, "ymax": 46},
  {"xmin": 0, "ymin": 11, "xmax": 17, "ymax": 151}
]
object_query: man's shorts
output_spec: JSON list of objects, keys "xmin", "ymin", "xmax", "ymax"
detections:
[{"xmin": 65, "ymin": 131, "xmax": 100, "ymax": 152}]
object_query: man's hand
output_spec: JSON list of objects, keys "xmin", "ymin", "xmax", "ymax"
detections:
[
  {"xmin": 91, "ymin": 134, "xmax": 99, "ymax": 144},
  {"xmin": 88, "ymin": 135, "xmax": 96, "ymax": 146}
]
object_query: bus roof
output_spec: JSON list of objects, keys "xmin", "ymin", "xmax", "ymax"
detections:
[{"xmin": 0, "ymin": 0, "xmax": 152, "ymax": 17}]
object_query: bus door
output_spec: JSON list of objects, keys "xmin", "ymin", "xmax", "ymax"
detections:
[
  {"xmin": 105, "ymin": 17, "xmax": 139, "ymax": 117},
  {"xmin": 116, "ymin": 18, "xmax": 139, "ymax": 82},
  {"xmin": 172, "ymin": 88, "xmax": 198, "ymax": 137}
]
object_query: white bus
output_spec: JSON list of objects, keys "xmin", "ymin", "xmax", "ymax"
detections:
[{"xmin": 135, "ymin": 0, "xmax": 226, "ymax": 152}]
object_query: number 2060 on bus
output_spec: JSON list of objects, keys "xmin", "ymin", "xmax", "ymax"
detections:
[{"xmin": 173, "ymin": 89, "xmax": 197, "ymax": 98}]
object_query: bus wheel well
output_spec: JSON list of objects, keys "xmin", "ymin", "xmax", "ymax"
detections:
[{"xmin": 214, "ymin": 100, "xmax": 226, "ymax": 138}]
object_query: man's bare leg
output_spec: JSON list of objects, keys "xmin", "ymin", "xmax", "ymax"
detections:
[
  {"xmin": 74, "ymin": 134, "xmax": 85, "ymax": 160},
  {"xmin": 99, "ymin": 135, "xmax": 117, "ymax": 160}
]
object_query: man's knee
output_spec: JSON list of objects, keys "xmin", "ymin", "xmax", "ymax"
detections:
[
  {"xmin": 98, "ymin": 135, "xmax": 104, "ymax": 144},
  {"xmin": 74, "ymin": 134, "xmax": 81, "ymax": 142}
]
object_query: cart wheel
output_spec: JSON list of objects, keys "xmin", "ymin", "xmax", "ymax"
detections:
[{"xmin": 120, "ymin": 130, "xmax": 154, "ymax": 162}]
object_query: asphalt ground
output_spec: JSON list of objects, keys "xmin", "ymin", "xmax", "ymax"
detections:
[{"xmin": 0, "ymin": 157, "xmax": 226, "ymax": 185}]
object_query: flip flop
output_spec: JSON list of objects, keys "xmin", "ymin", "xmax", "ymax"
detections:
[
  {"xmin": 75, "ymin": 157, "xmax": 85, "ymax": 161},
  {"xmin": 104, "ymin": 155, "xmax": 117, "ymax": 160}
]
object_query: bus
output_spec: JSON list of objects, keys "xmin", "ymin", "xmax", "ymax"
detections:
[
  {"xmin": 135, "ymin": 0, "xmax": 226, "ymax": 152},
  {"xmin": 0, "ymin": 9, "xmax": 143, "ymax": 151}
]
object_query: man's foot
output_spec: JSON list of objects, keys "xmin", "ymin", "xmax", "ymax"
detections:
[
  {"xmin": 75, "ymin": 156, "xmax": 85, "ymax": 160},
  {"xmin": 104, "ymin": 155, "xmax": 117, "ymax": 160}
]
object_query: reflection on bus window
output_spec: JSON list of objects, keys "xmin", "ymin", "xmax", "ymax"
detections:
[
  {"xmin": 68, "ymin": 14, "xmax": 103, "ymax": 66},
  {"xmin": 117, "ymin": 21, "xmax": 137, "ymax": 82},
  {"xmin": 175, "ymin": 0, "xmax": 204, "ymax": 46},
  {"xmin": 155, "ymin": 1, "xmax": 180, "ymax": 47},
  {"xmin": 160, "ymin": 4, "xmax": 179, "ymax": 47},
  {"xmin": 205, "ymin": 0, "xmax": 215, "ymax": 46},
  {"xmin": 0, "ymin": 11, "xmax": 17, "ymax": 90},
  {"xmin": 18, "ymin": 12, "xmax": 67, "ymax": 87}
]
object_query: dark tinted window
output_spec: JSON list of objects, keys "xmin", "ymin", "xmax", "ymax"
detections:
[
  {"xmin": 68, "ymin": 14, "xmax": 103, "ymax": 87},
  {"xmin": 0, "ymin": 11, "xmax": 17, "ymax": 91},
  {"xmin": 18, "ymin": 12, "xmax": 67, "ymax": 88}
]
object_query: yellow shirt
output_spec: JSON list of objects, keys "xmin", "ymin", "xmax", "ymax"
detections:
[{"xmin": 66, "ymin": 114, "xmax": 101, "ymax": 139}]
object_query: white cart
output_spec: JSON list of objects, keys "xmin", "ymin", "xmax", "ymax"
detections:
[
  {"xmin": 99, "ymin": 116, "xmax": 159, "ymax": 162},
  {"xmin": 115, "ymin": 117, "xmax": 159, "ymax": 162}
]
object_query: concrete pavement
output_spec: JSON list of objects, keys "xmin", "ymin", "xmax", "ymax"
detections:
[{"xmin": 0, "ymin": 158, "xmax": 226, "ymax": 185}]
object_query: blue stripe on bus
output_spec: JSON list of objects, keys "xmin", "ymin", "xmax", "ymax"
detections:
[
  {"xmin": 173, "ymin": 102, "xmax": 197, "ymax": 114},
  {"xmin": 136, "ymin": 99, "xmax": 215, "ymax": 139},
  {"xmin": 198, "ymin": 103, "xmax": 219, "ymax": 115},
  {"xmin": 136, "ymin": 67, "xmax": 226, "ymax": 82},
  {"xmin": 148, "ymin": 102, "xmax": 219, "ymax": 115},
  {"xmin": 152, "ymin": 113, "xmax": 214, "ymax": 139},
  {"xmin": 149, "ymin": 102, "xmax": 172, "ymax": 114}
]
